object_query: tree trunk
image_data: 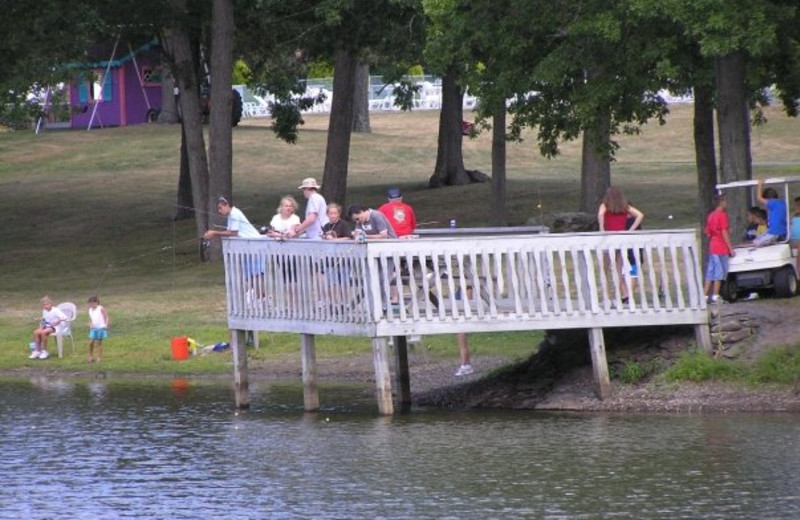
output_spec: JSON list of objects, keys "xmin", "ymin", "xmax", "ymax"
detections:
[
  {"xmin": 175, "ymin": 123, "xmax": 194, "ymax": 221},
  {"xmin": 694, "ymin": 82, "xmax": 717, "ymax": 263},
  {"xmin": 430, "ymin": 71, "xmax": 469, "ymax": 187},
  {"xmin": 158, "ymin": 68, "xmax": 180, "ymax": 124},
  {"xmin": 715, "ymin": 51, "xmax": 751, "ymax": 241},
  {"xmin": 579, "ymin": 108, "xmax": 612, "ymax": 213},
  {"xmin": 352, "ymin": 62, "xmax": 371, "ymax": 133},
  {"xmin": 489, "ymin": 107, "xmax": 507, "ymax": 226},
  {"xmin": 169, "ymin": 0, "xmax": 210, "ymax": 257},
  {"xmin": 322, "ymin": 49, "xmax": 358, "ymax": 206},
  {"xmin": 207, "ymin": 0, "xmax": 235, "ymax": 260}
]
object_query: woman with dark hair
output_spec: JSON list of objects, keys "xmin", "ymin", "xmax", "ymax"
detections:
[{"xmin": 598, "ymin": 187, "xmax": 644, "ymax": 304}]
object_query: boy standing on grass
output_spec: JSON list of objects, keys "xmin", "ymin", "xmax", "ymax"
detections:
[
  {"xmin": 704, "ymin": 194, "xmax": 735, "ymax": 303},
  {"xmin": 87, "ymin": 296, "xmax": 109, "ymax": 363}
]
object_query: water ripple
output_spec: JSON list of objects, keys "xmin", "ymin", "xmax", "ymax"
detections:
[{"xmin": 0, "ymin": 378, "xmax": 798, "ymax": 519}]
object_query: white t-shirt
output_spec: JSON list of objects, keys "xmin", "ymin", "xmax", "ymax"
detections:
[
  {"xmin": 270, "ymin": 213, "xmax": 301, "ymax": 234},
  {"xmin": 89, "ymin": 305, "xmax": 107, "ymax": 329},
  {"xmin": 42, "ymin": 306, "xmax": 67, "ymax": 328},
  {"xmin": 303, "ymin": 192, "xmax": 329, "ymax": 240},
  {"xmin": 227, "ymin": 206, "xmax": 261, "ymax": 238}
]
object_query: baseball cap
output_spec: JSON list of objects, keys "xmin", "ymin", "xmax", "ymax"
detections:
[{"xmin": 386, "ymin": 187, "xmax": 403, "ymax": 200}]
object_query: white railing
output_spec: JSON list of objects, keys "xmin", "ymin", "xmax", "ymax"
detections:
[{"xmin": 223, "ymin": 230, "xmax": 707, "ymax": 338}]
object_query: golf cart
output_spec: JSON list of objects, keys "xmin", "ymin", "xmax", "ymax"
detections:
[{"xmin": 715, "ymin": 177, "xmax": 799, "ymax": 301}]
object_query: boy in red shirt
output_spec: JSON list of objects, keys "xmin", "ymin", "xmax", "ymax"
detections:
[
  {"xmin": 703, "ymin": 194, "xmax": 736, "ymax": 303},
  {"xmin": 379, "ymin": 187, "xmax": 417, "ymax": 237}
]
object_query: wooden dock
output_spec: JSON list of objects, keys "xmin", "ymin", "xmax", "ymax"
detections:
[{"xmin": 222, "ymin": 228, "xmax": 711, "ymax": 414}]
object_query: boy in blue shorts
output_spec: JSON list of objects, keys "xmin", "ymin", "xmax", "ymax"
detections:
[{"xmin": 87, "ymin": 296, "xmax": 110, "ymax": 363}]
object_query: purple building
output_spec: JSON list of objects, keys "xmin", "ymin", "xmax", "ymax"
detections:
[{"xmin": 68, "ymin": 40, "xmax": 164, "ymax": 129}]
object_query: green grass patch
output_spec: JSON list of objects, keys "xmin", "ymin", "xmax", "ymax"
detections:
[
  {"xmin": 615, "ymin": 362, "xmax": 649, "ymax": 384},
  {"xmin": 662, "ymin": 350, "xmax": 747, "ymax": 382},
  {"xmin": 749, "ymin": 345, "xmax": 800, "ymax": 384},
  {"xmin": 662, "ymin": 346, "xmax": 800, "ymax": 385}
]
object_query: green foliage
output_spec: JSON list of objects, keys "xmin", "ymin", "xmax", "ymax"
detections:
[
  {"xmin": 269, "ymin": 90, "xmax": 327, "ymax": 144},
  {"xmin": 663, "ymin": 350, "xmax": 746, "ymax": 382},
  {"xmin": 406, "ymin": 64, "xmax": 424, "ymax": 76},
  {"xmin": 232, "ymin": 60, "xmax": 252, "ymax": 85},
  {"xmin": 749, "ymin": 345, "xmax": 800, "ymax": 384},
  {"xmin": 307, "ymin": 59, "xmax": 335, "ymax": 79},
  {"xmin": 615, "ymin": 362, "xmax": 648, "ymax": 384},
  {"xmin": 664, "ymin": 345, "xmax": 800, "ymax": 386}
]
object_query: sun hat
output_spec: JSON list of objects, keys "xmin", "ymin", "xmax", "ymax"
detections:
[
  {"xmin": 298, "ymin": 177, "xmax": 321, "ymax": 190},
  {"xmin": 386, "ymin": 187, "xmax": 403, "ymax": 200}
]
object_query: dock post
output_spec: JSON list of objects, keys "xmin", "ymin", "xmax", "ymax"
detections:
[
  {"xmin": 232, "ymin": 329, "xmax": 250, "ymax": 409},
  {"xmin": 393, "ymin": 335, "xmax": 411, "ymax": 412},
  {"xmin": 300, "ymin": 333, "xmax": 319, "ymax": 412},
  {"xmin": 372, "ymin": 337, "xmax": 394, "ymax": 415},
  {"xmin": 694, "ymin": 323, "xmax": 713, "ymax": 353},
  {"xmin": 587, "ymin": 328, "xmax": 611, "ymax": 400}
]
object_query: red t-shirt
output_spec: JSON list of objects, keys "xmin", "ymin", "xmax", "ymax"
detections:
[
  {"xmin": 706, "ymin": 208, "xmax": 731, "ymax": 255},
  {"xmin": 603, "ymin": 211, "xmax": 629, "ymax": 231},
  {"xmin": 378, "ymin": 201, "xmax": 416, "ymax": 236}
]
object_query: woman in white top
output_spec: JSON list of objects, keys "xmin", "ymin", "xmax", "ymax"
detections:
[{"xmin": 267, "ymin": 196, "xmax": 301, "ymax": 238}]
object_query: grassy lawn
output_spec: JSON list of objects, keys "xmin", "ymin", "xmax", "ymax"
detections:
[{"xmin": 1, "ymin": 105, "xmax": 798, "ymax": 375}]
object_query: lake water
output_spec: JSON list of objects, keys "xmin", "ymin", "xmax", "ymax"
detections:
[{"xmin": 1, "ymin": 376, "xmax": 798, "ymax": 519}]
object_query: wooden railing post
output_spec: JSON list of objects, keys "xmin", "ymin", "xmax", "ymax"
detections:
[
  {"xmin": 695, "ymin": 322, "xmax": 713, "ymax": 353},
  {"xmin": 588, "ymin": 328, "xmax": 611, "ymax": 400},
  {"xmin": 232, "ymin": 329, "xmax": 250, "ymax": 409},
  {"xmin": 372, "ymin": 337, "xmax": 394, "ymax": 415},
  {"xmin": 300, "ymin": 333, "xmax": 319, "ymax": 412},
  {"xmin": 393, "ymin": 335, "xmax": 411, "ymax": 412}
]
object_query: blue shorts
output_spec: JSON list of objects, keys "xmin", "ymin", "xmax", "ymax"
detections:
[
  {"xmin": 705, "ymin": 255, "xmax": 729, "ymax": 282},
  {"xmin": 89, "ymin": 328, "xmax": 108, "ymax": 341},
  {"xmin": 244, "ymin": 257, "xmax": 265, "ymax": 278}
]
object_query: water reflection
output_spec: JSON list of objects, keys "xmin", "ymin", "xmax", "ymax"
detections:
[{"xmin": 0, "ymin": 376, "xmax": 798, "ymax": 519}]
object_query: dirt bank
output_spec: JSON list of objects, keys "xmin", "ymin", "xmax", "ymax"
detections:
[{"xmin": 246, "ymin": 298, "xmax": 800, "ymax": 413}]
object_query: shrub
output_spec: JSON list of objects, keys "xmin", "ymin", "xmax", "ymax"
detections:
[
  {"xmin": 749, "ymin": 345, "xmax": 800, "ymax": 384},
  {"xmin": 662, "ymin": 350, "xmax": 745, "ymax": 382},
  {"xmin": 616, "ymin": 362, "xmax": 648, "ymax": 384}
]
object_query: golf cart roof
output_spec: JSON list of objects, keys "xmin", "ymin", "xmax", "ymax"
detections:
[{"xmin": 716, "ymin": 176, "xmax": 800, "ymax": 190}]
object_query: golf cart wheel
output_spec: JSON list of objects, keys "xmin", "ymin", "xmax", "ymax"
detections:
[
  {"xmin": 773, "ymin": 266, "xmax": 798, "ymax": 298},
  {"xmin": 720, "ymin": 278, "xmax": 738, "ymax": 302}
]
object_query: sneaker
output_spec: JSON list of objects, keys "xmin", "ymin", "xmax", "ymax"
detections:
[
  {"xmin": 743, "ymin": 292, "xmax": 759, "ymax": 301},
  {"xmin": 29, "ymin": 350, "xmax": 40, "ymax": 359},
  {"xmin": 455, "ymin": 364, "xmax": 474, "ymax": 376},
  {"xmin": 38, "ymin": 350, "xmax": 50, "ymax": 359},
  {"xmin": 709, "ymin": 295, "xmax": 724, "ymax": 304}
]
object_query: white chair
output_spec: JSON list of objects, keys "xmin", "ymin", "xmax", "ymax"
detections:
[{"xmin": 53, "ymin": 302, "xmax": 77, "ymax": 358}]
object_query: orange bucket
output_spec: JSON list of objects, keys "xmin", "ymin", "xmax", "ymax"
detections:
[{"xmin": 171, "ymin": 336, "xmax": 190, "ymax": 360}]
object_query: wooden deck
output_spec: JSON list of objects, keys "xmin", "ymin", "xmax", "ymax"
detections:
[{"xmin": 222, "ymin": 229, "xmax": 711, "ymax": 414}]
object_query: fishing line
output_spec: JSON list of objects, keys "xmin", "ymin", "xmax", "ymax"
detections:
[{"xmin": 92, "ymin": 236, "xmax": 201, "ymax": 294}]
